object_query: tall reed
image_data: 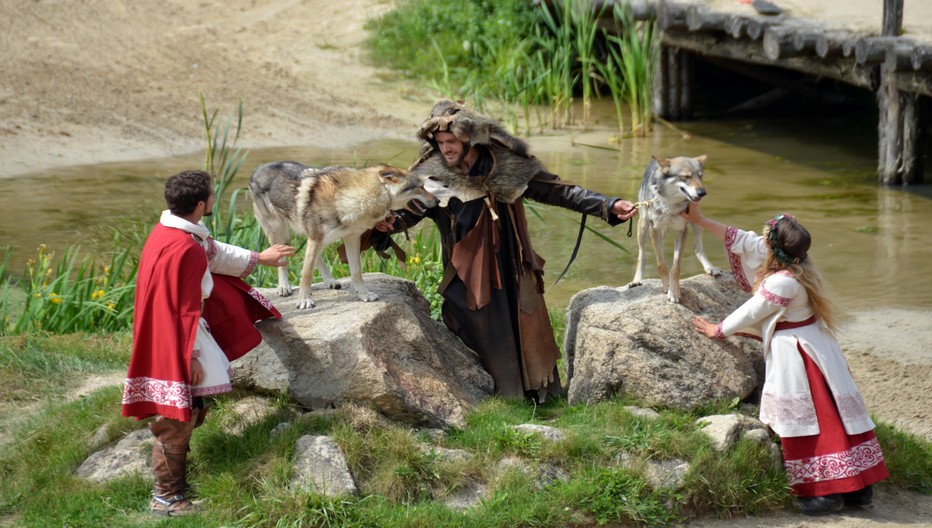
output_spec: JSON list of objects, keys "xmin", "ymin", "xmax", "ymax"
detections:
[
  {"xmin": 0, "ymin": 243, "xmax": 137, "ymax": 335},
  {"xmin": 606, "ymin": 4, "xmax": 657, "ymax": 137}
]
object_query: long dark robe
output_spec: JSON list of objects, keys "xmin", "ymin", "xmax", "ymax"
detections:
[{"xmin": 388, "ymin": 147, "xmax": 625, "ymax": 398}]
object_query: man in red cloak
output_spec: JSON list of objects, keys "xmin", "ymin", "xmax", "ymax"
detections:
[{"xmin": 121, "ymin": 169, "xmax": 294, "ymax": 516}]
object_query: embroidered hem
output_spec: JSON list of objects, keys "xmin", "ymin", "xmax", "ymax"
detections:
[
  {"xmin": 784, "ymin": 437, "xmax": 886, "ymax": 485},
  {"xmin": 122, "ymin": 377, "xmax": 192, "ymax": 409}
]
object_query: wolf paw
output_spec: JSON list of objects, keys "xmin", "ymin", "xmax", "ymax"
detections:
[
  {"xmin": 295, "ymin": 298, "xmax": 316, "ymax": 310},
  {"xmin": 627, "ymin": 281, "xmax": 643, "ymax": 289},
  {"xmin": 706, "ymin": 266, "xmax": 722, "ymax": 277},
  {"xmin": 278, "ymin": 286, "xmax": 293, "ymax": 297},
  {"xmin": 321, "ymin": 279, "xmax": 341, "ymax": 290},
  {"xmin": 667, "ymin": 292, "xmax": 681, "ymax": 303},
  {"xmin": 358, "ymin": 291, "xmax": 379, "ymax": 302}
]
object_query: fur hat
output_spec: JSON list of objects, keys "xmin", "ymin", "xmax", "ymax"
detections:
[{"xmin": 417, "ymin": 100, "xmax": 528, "ymax": 157}]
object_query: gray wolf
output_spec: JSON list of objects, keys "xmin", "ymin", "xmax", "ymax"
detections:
[
  {"xmin": 629, "ymin": 155, "xmax": 721, "ymax": 303},
  {"xmin": 249, "ymin": 161, "xmax": 437, "ymax": 309}
]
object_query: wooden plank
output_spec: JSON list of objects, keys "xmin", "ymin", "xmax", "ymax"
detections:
[
  {"xmin": 724, "ymin": 15, "xmax": 750, "ymax": 39},
  {"xmin": 763, "ymin": 25, "xmax": 799, "ymax": 60},
  {"xmin": 911, "ymin": 46, "xmax": 932, "ymax": 70},
  {"xmin": 747, "ymin": 16, "xmax": 782, "ymax": 40},
  {"xmin": 886, "ymin": 43, "xmax": 915, "ymax": 72},
  {"xmin": 686, "ymin": 6, "xmax": 727, "ymax": 32},
  {"xmin": 659, "ymin": 1, "xmax": 689, "ymax": 31},
  {"xmin": 792, "ymin": 30, "xmax": 820, "ymax": 53},
  {"xmin": 856, "ymin": 37, "xmax": 900, "ymax": 66},
  {"xmin": 661, "ymin": 30, "xmax": 875, "ymax": 89}
]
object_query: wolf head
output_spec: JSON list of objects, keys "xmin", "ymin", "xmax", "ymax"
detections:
[
  {"xmin": 375, "ymin": 164, "xmax": 438, "ymax": 215},
  {"xmin": 651, "ymin": 155, "xmax": 708, "ymax": 203}
]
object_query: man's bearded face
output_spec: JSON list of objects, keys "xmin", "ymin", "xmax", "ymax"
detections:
[{"xmin": 435, "ymin": 131, "xmax": 467, "ymax": 167}]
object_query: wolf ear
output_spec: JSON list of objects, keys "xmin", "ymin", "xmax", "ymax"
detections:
[
  {"xmin": 651, "ymin": 155, "xmax": 672, "ymax": 172},
  {"xmin": 694, "ymin": 154, "xmax": 708, "ymax": 165},
  {"xmin": 379, "ymin": 169, "xmax": 401, "ymax": 184}
]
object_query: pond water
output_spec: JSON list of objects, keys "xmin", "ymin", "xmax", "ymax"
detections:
[{"xmin": 2, "ymin": 104, "xmax": 930, "ymax": 314}]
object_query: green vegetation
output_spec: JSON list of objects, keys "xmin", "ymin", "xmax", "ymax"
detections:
[
  {"xmin": 0, "ymin": 3, "xmax": 928, "ymax": 523},
  {"xmin": 366, "ymin": 0, "xmax": 657, "ymax": 137},
  {"xmin": 2, "ymin": 340, "xmax": 928, "ymax": 528}
]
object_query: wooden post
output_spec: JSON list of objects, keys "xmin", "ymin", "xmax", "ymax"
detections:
[
  {"xmin": 876, "ymin": 0, "xmax": 921, "ymax": 184},
  {"xmin": 680, "ymin": 50, "xmax": 694, "ymax": 120},
  {"xmin": 667, "ymin": 46, "xmax": 683, "ymax": 120},
  {"xmin": 883, "ymin": 0, "xmax": 903, "ymax": 37},
  {"xmin": 653, "ymin": 46, "xmax": 669, "ymax": 119}
]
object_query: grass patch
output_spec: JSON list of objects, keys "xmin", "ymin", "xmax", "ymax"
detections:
[{"xmin": 0, "ymin": 346, "xmax": 929, "ymax": 527}]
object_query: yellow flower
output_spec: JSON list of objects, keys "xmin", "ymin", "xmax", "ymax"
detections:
[
  {"xmin": 34, "ymin": 292, "xmax": 41, "ymax": 298},
  {"xmin": 49, "ymin": 293, "xmax": 62, "ymax": 304},
  {"xmin": 91, "ymin": 289, "xmax": 105, "ymax": 300},
  {"xmin": 106, "ymin": 301, "xmax": 116, "ymax": 311},
  {"xmin": 408, "ymin": 254, "xmax": 422, "ymax": 265}
]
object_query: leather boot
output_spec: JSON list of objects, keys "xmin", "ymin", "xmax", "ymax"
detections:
[{"xmin": 148, "ymin": 409, "xmax": 200, "ymax": 516}]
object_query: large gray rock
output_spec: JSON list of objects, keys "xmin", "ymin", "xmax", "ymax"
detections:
[
  {"xmin": 564, "ymin": 273, "xmax": 763, "ymax": 409},
  {"xmin": 290, "ymin": 435, "xmax": 357, "ymax": 496},
  {"xmin": 233, "ymin": 274, "xmax": 493, "ymax": 429},
  {"xmin": 75, "ymin": 428, "xmax": 150, "ymax": 483}
]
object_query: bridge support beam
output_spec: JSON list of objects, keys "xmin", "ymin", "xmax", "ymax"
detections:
[
  {"xmin": 653, "ymin": 45, "xmax": 694, "ymax": 121},
  {"xmin": 877, "ymin": 0, "xmax": 923, "ymax": 184}
]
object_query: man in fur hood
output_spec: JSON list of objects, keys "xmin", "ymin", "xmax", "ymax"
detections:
[{"xmin": 376, "ymin": 100, "xmax": 636, "ymax": 402}]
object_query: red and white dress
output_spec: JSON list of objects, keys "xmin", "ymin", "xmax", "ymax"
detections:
[
  {"xmin": 716, "ymin": 226, "xmax": 888, "ymax": 497},
  {"xmin": 122, "ymin": 211, "xmax": 276, "ymax": 422}
]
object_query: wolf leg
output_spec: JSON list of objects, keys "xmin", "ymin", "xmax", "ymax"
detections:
[
  {"xmin": 668, "ymin": 228, "xmax": 689, "ymax": 303},
  {"xmin": 344, "ymin": 234, "xmax": 378, "ymax": 302},
  {"xmin": 691, "ymin": 223, "xmax": 721, "ymax": 276},
  {"xmin": 253, "ymin": 204, "xmax": 294, "ymax": 296},
  {"xmin": 651, "ymin": 227, "xmax": 670, "ymax": 295},
  {"xmin": 296, "ymin": 241, "xmax": 319, "ymax": 309},
  {"xmin": 314, "ymin": 254, "xmax": 341, "ymax": 290},
  {"xmin": 629, "ymin": 214, "xmax": 649, "ymax": 287}
]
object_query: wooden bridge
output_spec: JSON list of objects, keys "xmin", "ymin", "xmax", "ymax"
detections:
[{"xmin": 607, "ymin": 0, "xmax": 932, "ymax": 185}]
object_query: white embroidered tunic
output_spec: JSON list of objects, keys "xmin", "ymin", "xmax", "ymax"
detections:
[
  {"xmin": 159, "ymin": 210, "xmax": 258, "ymax": 396},
  {"xmin": 718, "ymin": 226, "xmax": 874, "ymax": 438}
]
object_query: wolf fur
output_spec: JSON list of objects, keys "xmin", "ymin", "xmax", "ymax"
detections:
[
  {"xmin": 629, "ymin": 155, "xmax": 721, "ymax": 303},
  {"xmin": 411, "ymin": 99, "xmax": 543, "ymax": 205},
  {"xmin": 249, "ymin": 161, "xmax": 437, "ymax": 309}
]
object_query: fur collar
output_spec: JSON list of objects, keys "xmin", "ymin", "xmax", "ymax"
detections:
[{"xmin": 411, "ymin": 100, "xmax": 544, "ymax": 205}]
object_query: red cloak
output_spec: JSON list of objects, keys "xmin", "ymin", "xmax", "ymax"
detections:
[
  {"xmin": 122, "ymin": 223, "xmax": 207, "ymax": 422},
  {"xmin": 202, "ymin": 273, "xmax": 280, "ymax": 362}
]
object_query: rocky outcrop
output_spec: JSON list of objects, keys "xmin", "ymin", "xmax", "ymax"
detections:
[
  {"xmin": 233, "ymin": 274, "xmax": 493, "ymax": 429},
  {"xmin": 565, "ymin": 274, "xmax": 763, "ymax": 409}
]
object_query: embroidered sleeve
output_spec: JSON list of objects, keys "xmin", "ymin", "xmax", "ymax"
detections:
[
  {"xmin": 713, "ymin": 322, "xmax": 726, "ymax": 340},
  {"xmin": 724, "ymin": 227, "xmax": 768, "ymax": 293},
  {"xmin": 719, "ymin": 294, "xmax": 779, "ymax": 339},
  {"xmin": 207, "ymin": 238, "xmax": 258, "ymax": 277},
  {"xmin": 760, "ymin": 273, "xmax": 799, "ymax": 307}
]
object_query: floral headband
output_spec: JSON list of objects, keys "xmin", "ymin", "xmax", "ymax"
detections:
[{"xmin": 766, "ymin": 213, "xmax": 806, "ymax": 265}]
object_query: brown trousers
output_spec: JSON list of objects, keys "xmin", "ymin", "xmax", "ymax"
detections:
[{"xmin": 148, "ymin": 405, "xmax": 208, "ymax": 498}]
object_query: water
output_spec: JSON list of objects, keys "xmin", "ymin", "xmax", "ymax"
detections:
[{"xmin": 2, "ymin": 111, "xmax": 930, "ymax": 313}]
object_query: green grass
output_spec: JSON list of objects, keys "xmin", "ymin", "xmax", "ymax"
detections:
[
  {"xmin": 3, "ymin": 350, "xmax": 927, "ymax": 528},
  {"xmin": 366, "ymin": 0, "xmax": 656, "ymax": 136}
]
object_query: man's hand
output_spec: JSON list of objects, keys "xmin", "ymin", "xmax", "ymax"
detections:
[
  {"xmin": 374, "ymin": 212, "xmax": 397, "ymax": 233},
  {"xmin": 190, "ymin": 357, "xmax": 205, "ymax": 386},
  {"xmin": 257, "ymin": 244, "xmax": 296, "ymax": 267},
  {"xmin": 692, "ymin": 316, "xmax": 718, "ymax": 338},
  {"xmin": 612, "ymin": 199, "xmax": 638, "ymax": 221}
]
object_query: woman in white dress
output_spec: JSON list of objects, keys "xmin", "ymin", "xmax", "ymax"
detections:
[{"xmin": 686, "ymin": 204, "xmax": 888, "ymax": 516}]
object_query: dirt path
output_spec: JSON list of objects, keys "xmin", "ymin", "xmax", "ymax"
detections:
[
  {"xmin": 0, "ymin": 0, "xmax": 427, "ymax": 179},
  {"xmin": 1, "ymin": 1, "xmax": 929, "ymax": 525}
]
